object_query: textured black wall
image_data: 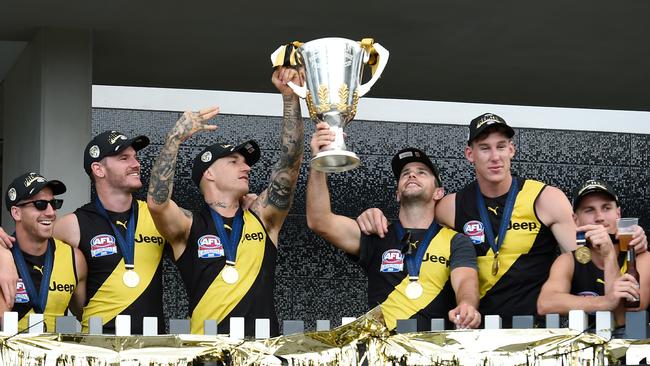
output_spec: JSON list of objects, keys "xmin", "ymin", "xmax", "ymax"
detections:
[{"xmin": 92, "ymin": 108, "xmax": 650, "ymax": 331}]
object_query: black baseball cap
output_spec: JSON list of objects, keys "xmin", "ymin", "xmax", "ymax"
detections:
[
  {"xmin": 5, "ymin": 172, "xmax": 66, "ymax": 211},
  {"xmin": 391, "ymin": 147, "xmax": 442, "ymax": 186},
  {"xmin": 191, "ymin": 140, "xmax": 261, "ymax": 187},
  {"xmin": 467, "ymin": 113, "xmax": 515, "ymax": 145},
  {"xmin": 573, "ymin": 179, "xmax": 619, "ymax": 211},
  {"xmin": 83, "ymin": 130, "xmax": 150, "ymax": 175}
]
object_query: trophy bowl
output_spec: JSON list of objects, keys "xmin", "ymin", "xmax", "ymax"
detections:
[{"xmin": 275, "ymin": 37, "xmax": 389, "ymax": 173}]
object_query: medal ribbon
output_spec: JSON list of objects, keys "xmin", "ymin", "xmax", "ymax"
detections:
[
  {"xmin": 475, "ymin": 177, "xmax": 519, "ymax": 256},
  {"xmin": 208, "ymin": 207, "xmax": 244, "ymax": 265},
  {"xmin": 11, "ymin": 236, "xmax": 54, "ymax": 313},
  {"xmin": 94, "ymin": 197, "xmax": 138, "ymax": 269},
  {"xmin": 395, "ymin": 221, "xmax": 441, "ymax": 280}
]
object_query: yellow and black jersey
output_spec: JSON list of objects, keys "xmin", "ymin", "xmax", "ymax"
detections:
[
  {"xmin": 177, "ymin": 206, "xmax": 277, "ymax": 336},
  {"xmin": 356, "ymin": 225, "xmax": 476, "ymax": 330},
  {"xmin": 571, "ymin": 251, "xmax": 626, "ymax": 297},
  {"xmin": 455, "ymin": 178, "xmax": 556, "ymax": 324},
  {"xmin": 13, "ymin": 239, "xmax": 77, "ymax": 332},
  {"xmin": 74, "ymin": 199, "xmax": 165, "ymax": 334}
]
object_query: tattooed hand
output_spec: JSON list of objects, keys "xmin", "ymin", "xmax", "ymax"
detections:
[
  {"xmin": 272, "ymin": 67, "xmax": 303, "ymax": 97},
  {"xmin": 171, "ymin": 106, "xmax": 220, "ymax": 142}
]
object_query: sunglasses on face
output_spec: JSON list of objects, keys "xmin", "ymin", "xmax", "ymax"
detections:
[{"xmin": 15, "ymin": 199, "xmax": 63, "ymax": 211}]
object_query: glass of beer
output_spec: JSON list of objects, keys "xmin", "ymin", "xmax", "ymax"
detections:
[{"xmin": 617, "ymin": 217, "xmax": 638, "ymax": 251}]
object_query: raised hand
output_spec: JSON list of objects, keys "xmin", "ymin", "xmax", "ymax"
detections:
[
  {"xmin": 171, "ymin": 106, "xmax": 220, "ymax": 142},
  {"xmin": 272, "ymin": 67, "xmax": 303, "ymax": 97}
]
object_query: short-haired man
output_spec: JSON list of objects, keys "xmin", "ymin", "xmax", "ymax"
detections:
[
  {"xmin": 0, "ymin": 172, "xmax": 86, "ymax": 332},
  {"xmin": 146, "ymin": 66, "xmax": 305, "ymax": 336},
  {"xmin": 306, "ymin": 123, "xmax": 481, "ymax": 331},
  {"xmin": 537, "ymin": 180, "xmax": 649, "ymax": 326}
]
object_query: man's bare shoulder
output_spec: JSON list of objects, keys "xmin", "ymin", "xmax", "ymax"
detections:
[{"xmin": 54, "ymin": 212, "xmax": 81, "ymax": 247}]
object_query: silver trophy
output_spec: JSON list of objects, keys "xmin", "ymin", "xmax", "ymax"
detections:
[{"xmin": 275, "ymin": 38, "xmax": 389, "ymax": 172}]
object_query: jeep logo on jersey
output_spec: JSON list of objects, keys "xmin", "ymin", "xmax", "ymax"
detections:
[
  {"xmin": 244, "ymin": 231, "xmax": 265, "ymax": 242},
  {"xmin": 49, "ymin": 281, "xmax": 76, "ymax": 294},
  {"xmin": 135, "ymin": 234, "xmax": 165, "ymax": 245},
  {"xmin": 197, "ymin": 235, "xmax": 225, "ymax": 258},
  {"xmin": 507, "ymin": 221, "xmax": 538, "ymax": 232},
  {"xmin": 380, "ymin": 249, "xmax": 404, "ymax": 272},
  {"xmin": 463, "ymin": 220, "xmax": 485, "ymax": 245},
  {"xmin": 15, "ymin": 279, "xmax": 30, "ymax": 303},
  {"xmin": 90, "ymin": 234, "xmax": 118, "ymax": 258}
]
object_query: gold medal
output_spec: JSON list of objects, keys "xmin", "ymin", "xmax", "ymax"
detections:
[
  {"xmin": 123, "ymin": 269, "xmax": 140, "ymax": 288},
  {"xmin": 492, "ymin": 254, "xmax": 499, "ymax": 276},
  {"xmin": 575, "ymin": 245, "xmax": 592, "ymax": 264},
  {"xmin": 405, "ymin": 281, "xmax": 423, "ymax": 300},
  {"xmin": 222, "ymin": 265, "xmax": 239, "ymax": 284}
]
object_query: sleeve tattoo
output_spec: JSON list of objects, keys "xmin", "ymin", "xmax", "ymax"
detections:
[
  {"xmin": 258, "ymin": 96, "xmax": 304, "ymax": 212},
  {"xmin": 148, "ymin": 123, "xmax": 185, "ymax": 205}
]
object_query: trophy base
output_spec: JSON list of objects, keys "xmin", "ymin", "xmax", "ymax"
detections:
[{"xmin": 311, "ymin": 150, "xmax": 360, "ymax": 173}]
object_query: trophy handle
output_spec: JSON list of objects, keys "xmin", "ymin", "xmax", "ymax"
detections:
[
  {"xmin": 287, "ymin": 81, "xmax": 307, "ymax": 98},
  {"xmin": 357, "ymin": 42, "xmax": 390, "ymax": 97}
]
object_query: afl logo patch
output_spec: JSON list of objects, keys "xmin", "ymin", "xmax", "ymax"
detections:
[
  {"xmin": 90, "ymin": 234, "xmax": 118, "ymax": 257},
  {"xmin": 8, "ymin": 188, "xmax": 16, "ymax": 202},
  {"xmin": 89, "ymin": 145, "xmax": 100, "ymax": 158},
  {"xmin": 463, "ymin": 220, "xmax": 485, "ymax": 245},
  {"xmin": 197, "ymin": 235, "xmax": 224, "ymax": 258},
  {"xmin": 201, "ymin": 151, "xmax": 212, "ymax": 163},
  {"xmin": 15, "ymin": 279, "xmax": 30, "ymax": 303},
  {"xmin": 380, "ymin": 249, "xmax": 404, "ymax": 272}
]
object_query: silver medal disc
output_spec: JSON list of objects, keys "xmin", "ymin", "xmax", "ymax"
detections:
[
  {"xmin": 123, "ymin": 270, "xmax": 140, "ymax": 288},
  {"xmin": 222, "ymin": 265, "xmax": 239, "ymax": 284},
  {"xmin": 405, "ymin": 281, "xmax": 423, "ymax": 300}
]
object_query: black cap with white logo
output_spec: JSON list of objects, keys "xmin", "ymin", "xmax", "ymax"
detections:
[
  {"xmin": 467, "ymin": 113, "xmax": 515, "ymax": 145},
  {"xmin": 573, "ymin": 179, "xmax": 619, "ymax": 211},
  {"xmin": 191, "ymin": 140, "xmax": 261, "ymax": 187},
  {"xmin": 83, "ymin": 130, "xmax": 150, "ymax": 175},
  {"xmin": 391, "ymin": 147, "xmax": 442, "ymax": 186},
  {"xmin": 5, "ymin": 172, "xmax": 66, "ymax": 211}
]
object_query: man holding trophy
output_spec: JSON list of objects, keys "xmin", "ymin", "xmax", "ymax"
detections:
[
  {"xmin": 146, "ymin": 66, "xmax": 305, "ymax": 337},
  {"xmin": 306, "ymin": 131, "xmax": 481, "ymax": 330}
]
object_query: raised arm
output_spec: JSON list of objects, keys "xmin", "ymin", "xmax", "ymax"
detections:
[
  {"xmin": 147, "ymin": 107, "xmax": 220, "ymax": 259},
  {"xmin": 250, "ymin": 67, "xmax": 304, "ymax": 241},
  {"xmin": 536, "ymin": 186, "xmax": 578, "ymax": 252},
  {"xmin": 306, "ymin": 122, "xmax": 363, "ymax": 256}
]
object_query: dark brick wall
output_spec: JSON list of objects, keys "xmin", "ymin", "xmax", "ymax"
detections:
[{"xmin": 92, "ymin": 108, "xmax": 650, "ymax": 331}]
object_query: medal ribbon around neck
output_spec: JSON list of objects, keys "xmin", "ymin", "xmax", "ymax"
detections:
[
  {"xmin": 395, "ymin": 221, "xmax": 441, "ymax": 280},
  {"xmin": 11, "ymin": 235, "xmax": 54, "ymax": 313},
  {"xmin": 208, "ymin": 207, "xmax": 244, "ymax": 266},
  {"xmin": 475, "ymin": 177, "xmax": 519, "ymax": 271},
  {"xmin": 94, "ymin": 197, "xmax": 138, "ymax": 270}
]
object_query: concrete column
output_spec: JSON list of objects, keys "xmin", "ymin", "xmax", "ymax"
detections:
[{"xmin": 2, "ymin": 28, "xmax": 92, "ymax": 230}]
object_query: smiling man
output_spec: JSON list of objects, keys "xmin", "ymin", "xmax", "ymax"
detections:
[
  {"xmin": 306, "ymin": 122, "xmax": 480, "ymax": 331},
  {"xmin": 0, "ymin": 172, "xmax": 86, "ymax": 332}
]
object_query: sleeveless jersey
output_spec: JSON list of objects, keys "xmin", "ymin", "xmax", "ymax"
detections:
[
  {"xmin": 455, "ymin": 179, "xmax": 556, "ymax": 323},
  {"xmin": 75, "ymin": 199, "xmax": 165, "ymax": 334},
  {"xmin": 571, "ymin": 251, "xmax": 627, "ymax": 297},
  {"xmin": 13, "ymin": 239, "xmax": 77, "ymax": 332},
  {"xmin": 358, "ymin": 225, "xmax": 459, "ymax": 330},
  {"xmin": 177, "ymin": 207, "xmax": 277, "ymax": 336}
]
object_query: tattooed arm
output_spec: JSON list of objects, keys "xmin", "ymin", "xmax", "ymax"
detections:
[
  {"xmin": 250, "ymin": 67, "xmax": 305, "ymax": 244},
  {"xmin": 147, "ymin": 107, "xmax": 220, "ymax": 260}
]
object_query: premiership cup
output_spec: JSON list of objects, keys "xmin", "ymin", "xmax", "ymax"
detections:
[{"xmin": 273, "ymin": 38, "xmax": 389, "ymax": 172}]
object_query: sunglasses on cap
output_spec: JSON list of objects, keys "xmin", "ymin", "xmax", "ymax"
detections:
[{"xmin": 15, "ymin": 199, "xmax": 63, "ymax": 211}]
